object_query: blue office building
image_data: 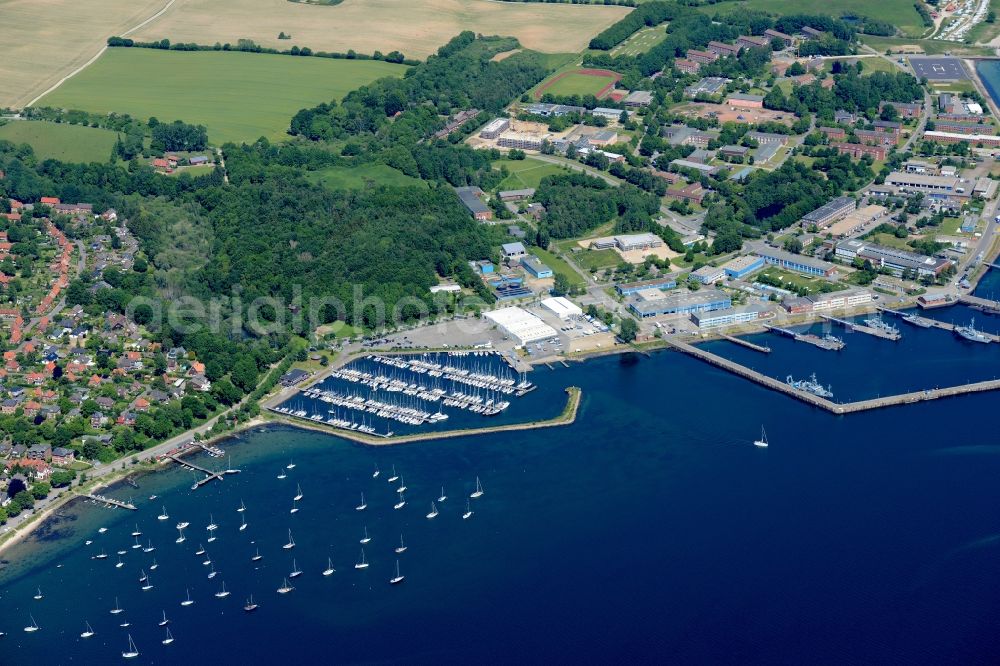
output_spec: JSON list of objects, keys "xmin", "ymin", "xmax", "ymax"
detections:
[
  {"xmin": 521, "ymin": 256, "xmax": 554, "ymax": 279},
  {"xmin": 615, "ymin": 275, "xmax": 678, "ymax": 296}
]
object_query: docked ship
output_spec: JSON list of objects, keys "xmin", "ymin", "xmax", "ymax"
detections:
[
  {"xmin": 902, "ymin": 313, "xmax": 933, "ymax": 328},
  {"xmin": 954, "ymin": 319, "xmax": 991, "ymax": 344},
  {"xmin": 863, "ymin": 313, "xmax": 900, "ymax": 337},
  {"xmin": 786, "ymin": 373, "xmax": 834, "ymax": 399}
]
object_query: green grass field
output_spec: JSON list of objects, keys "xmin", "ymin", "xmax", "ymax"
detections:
[
  {"xmin": 611, "ymin": 26, "xmax": 668, "ymax": 57},
  {"xmin": 539, "ymin": 70, "xmax": 619, "ymax": 98},
  {"xmin": 530, "ymin": 248, "xmax": 585, "ymax": 287},
  {"xmin": 0, "ymin": 120, "xmax": 118, "ymax": 163},
  {"xmin": 167, "ymin": 164, "xmax": 215, "ymax": 178},
  {"xmin": 860, "ymin": 35, "xmax": 994, "ymax": 56},
  {"xmin": 496, "ymin": 158, "xmax": 567, "ymax": 190},
  {"xmin": 756, "ymin": 267, "xmax": 845, "ymax": 294},
  {"xmin": 573, "ymin": 248, "xmax": 622, "ymax": 270},
  {"xmin": 703, "ymin": 0, "xmax": 925, "ymax": 37},
  {"xmin": 38, "ymin": 49, "xmax": 407, "ymax": 144},
  {"xmin": 305, "ymin": 163, "xmax": 427, "ymax": 190}
]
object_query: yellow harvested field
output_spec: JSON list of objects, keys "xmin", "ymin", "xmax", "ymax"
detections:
[
  {"xmin": 0, "ymin": 0, "xmax": 167, "ymax": 108},
  {"xmin": 128, "ymin": 0, "xmax": 629, "ymax": 57}
]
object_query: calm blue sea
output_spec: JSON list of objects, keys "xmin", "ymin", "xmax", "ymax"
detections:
[
  {"xmin": 3, "ymin": 334, "xmax": 1000, "ymax": 664},
  {"xmin": 977, "ymin": 60, "xmax": 1000, "ymax": 115}
]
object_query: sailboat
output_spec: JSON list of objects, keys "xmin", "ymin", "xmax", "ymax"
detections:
[
  {"xmin": 462, "ymin": 499, "xmax": 473, "ymax": 520},
  {"xmin": 372, "ymin": 463, "xmax": 380, "ymax": 479},
  {"xmin": 387, "ymin": 465, "xmax": 399, "ymax": 483},
  {"xmin": 244, "ymin": 595, "xmax": 258, "ymax": 612},
  {"xmin": 162, "ymin": 628, "xmax": 175, "ymax": 645},
  {"xmin": 283, "ymin": 529, "xmax": 296, "ymax": 550},
  {"xmin": 389, "ymin": 560, "xmax": 404, "ymax": 585},
  {"xmin": 98, "ymin": 527, "xmax": 108, "ymax": 534},
  {"xmin": 203, "ymin": 554, "xmax": 212, "ymax": 566},
  {"xmin": 206, "ymin": 514, "xmax": 218, "ymax": 531},
  {"xmin": 94, "ymin": 550, "xmax": 108, "ymax": 560},
  {"xmin": 158, "ymin": 506, "xmax": 169, "ymax": 521},
  {"xmin": 290, "ymin": 498, "xmax": 299, "ymax": 514},
  {"xmin": 143, "ymin": 540, "xmax": 155, "ymax": 553},
  {"xmin": 176, "ymin": 526, "xmax": 186, "ymax": 544},
  {"xmin": 251, "ymin": 547, "xmax": 263, "ymax": 562},
  {"xmin": 181, "ymin": 589, "xmax": 194, "ymax": 606},
  {"xmin": 426, "ymin": 502, "xmax": 438, "ymax": 519},
  {"xmin": 132, "ymin": 536, "xmax": 142, "ymax": 550},
  {"xmin": 394, "ymin": 492, "xmax": 406, "ymax": 510},
  {"xmin": 214, "ymin": 582, "xmax": 230, "ymax": 598},
  {"xmin": 237, "ymin": 500, "xmax": 246, "ymax": 513},
  {"xmin": 115, "ymin": 556, "xmax": 125, "ymax": 569},
  {"xmin": 150, "ymin": 558, "xmax": 159, "ymax": 571},
  {"xmin": 110, "ymin": 597, "xmax": 124, "ymax": 614},
  {"xmin": 176, "ymin": 521, "xmax": 190, "ymax": 530},
  {"xmin": 131, "ymin": 524, "xmax": 142, "ymax": 537},
  {"xmin": 196, "ymin": 544, "xmax": 206, "ymax": 556},
  {"xmin": 122, "ymin": 634, "xmax": 140, "ymax": 659},
  {"xmin": 286, "ymin": 459, "xmax": 296, "ymax": 470},
  {"xmin": 139, "ymin": 570, "xmax": 148, "ymax": 583},
  {"xmin": 753, "ymin": 426, "xmax": 769, "ymax": 448},
  {"xmin": 277, "ymin": 468, "xmax": 287, "ymax": 480},
  {"xmin": 356, "ymin": 493, "xmax": 367, "ymax": 511},
  {"xmin": 294, "ymin": 484, "xmax": 304, "ymax": 501},
  {"xmin": 24, "ymin": 615, "xmax": 39, "ymax": 633},
  {"xmin": 395, "ymin": 534, "xmax": 407, "ymax": 554},
  {"xmin": 240, "ymin": 515, "xmax": 248, "ymax": 531},
  {"xmin": 396, "ymin": 476, "xmax": 407, "ymax": 493},
  {"xmin": 323, "ymin": 557, "xmax": 335, "ymax": 576},
  {"xmin": 141, "ymin": 572, "xmax": 154, "ymax": 591},
  {"xmin": 438, "ymin": 486, "xmax": 447, "ymax": 502},
  {"xmin": 470, "ymin": 476, "xmax": 484, "ymax": 499},
  {"xmin": 158, "ymin": 610, "xmax": 170, "ymax": 627},
  {"xmin": 277, "ymin": 577, "xmax": 294, "ymax": 594},
  {"xmin": 360, "ymin": 526, "xmax": 371, "ymax": 544},
  {"xmin": 33, "ymin": 586, "xmax": 43, "ymax": 600},
  {"xmin": 289, "ymin": 559, "xmax": 303, "ymax": 578},
  {"xmin": 208, "ymin": 565, "xmax": 218, "ymax": 579},
  {"xmin": 80, "ymin": 621, "xmax": 95, "ymax": 638},
  {"xmin": 355, "ymin": 548, "xmax": 369, "ymax": 569}
]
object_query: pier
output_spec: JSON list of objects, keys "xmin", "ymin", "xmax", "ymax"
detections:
[
  {"xmin": 721, "ymin": 334, "xmax": 771, "ymax": 353},
  {"xmin": 879, "ymin": 307, "xmax": 1000, "ymax": 341},
  {"xmin": 665, "ymin": 338, "xmax": 1000, "ymax": 414},
  {"xmin": 763, "ymin": 324, "xmax": 844, "ymax": 351},
  {"xmin": 959, "ymin": 294, "xmax": 1000, "ymax": 315},
  {"xmin": 166, "ymin": 455, "xmax": 240, "ymax": 490},
  {"xmin": 84, "ymin": 494, "xmax": 137, "ymax": 510},
  {"xmin": 821, "ymin": 314, "xmax": 901, "ymax": 341}
]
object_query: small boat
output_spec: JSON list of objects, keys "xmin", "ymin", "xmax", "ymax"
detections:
[
  {"xmin": 110, "ymin": 597, "xmax": 124, "ymax": 615},
  {"xmin": 86, "ymin": 540, "xmax": 93, "ymax": 545},
  {"xmin": 117, "ymin": 550, "xmax": 127, "ymax": 556},
  {"xmin": 131, "ymin": 524, "xmax": 142, "ymax": 537},
  {"xmin": 158, "ymin": 611, "xmax": 169, "ymax": 627},
  {"xmin": 24, "ymin": 615, "xmax": 39, "ymax": 633},
  {"xmin": 181, "ymin": 589, "xmax": 194, "ymax": 607},
  {"xmin": 426, "ymin": 502, "xmax": 438, "ymax": 519},
  {"xmin": 132, "ymin": 536, "xmax": 141, "ymax": 550},
  {"xmin": 286, "ymin": 460, "xmax": 296, "ymax": 470},
  {"xmin": 294, "ymin": 484, "xmax": 303, "ymax": 501},
  {"xmin": 240, "ymin": 516, "xmax": 248, "ymax": 532},
  {"xmin": 150, "ymin": 559, "xmax": 159, "ymax": 571},
  {"xmin": 396, "ymin": 477, "xmax": 407, "ymax": 494},
  {"xmin": 323, "ymin": 557, "xmax": 335, "ymax": 576},
  {"xmin": 207, "ymin": 535, "xmax": 217, "ymax": 543},
  {"xmin": 290, "ymin": 499, "xmax": 299, "ymax": 514},
  {"xmin": 356, "ymin": 493, "xmax": 367, "ymax": 511},
  {"xmin": 251, "ymin": 548, "xmax": 263, "ymax": 562},
  {"xmin": 139, "ymin": 570, "xmax": 148, "ymax": 583},
  {"xmin": 33, "ymin": 587, "xmax": 43, "ymax": 600},
  {"xmin": 176, "ymin": 527, "xmax": 186, "ymax": 544},
  {"xmin": 277, "ymin": 469, "xmax": 287, "ymax": 480},
  {"xmin": 289, "ymin": 559, "xmax": 303, "ymax": 578},
  {"xmin": 395, "ymin": 534, "xmax": 407, "ymax": 554},
  {"xmin": 208, "ymin": 565, "xmax": 218, "ymax": 579},
  {"xmin": 277, "ymin": 578, "xmax": 294, "ymax": 594},
  {"xmin": 470, "ymin": 476, "xmax": 484, "ymax": 499},
  {"xmin": 372, "ymin": 464, "xmax": 380, "ymax": 479},
  {"xmin": 389, "ymin": 560, "xmax": 404, "ymax": 585},
  {"xmin": 94, "ymin": 550, "xmax": 108, "ymax": 560},
  {"xmin": 119, "ymin": 620, "xmax": 130, "ymax": 628},
  {"xmin": 438, "ymin": 486, "xmax": 447, "ymax": 502},
  {"xmin": 387, "ymin": 465, "xmax": 399, "ymax": 483},
  {"xmin": 214, "ymin": 582, "xmax": 230, "ymax": 598},
  {"xmin": 355, "ymin": 549, "xmax": 369, "ymax": 570},
  {"xmin": 158, "ymin": 507, "xmax": 169, "ymax": 521},
  {"xmin": 394, "ymin": 493, "xmax": 405, "ymax": 510},
  {"xmin": 283, "ymin": 529, "xmax": 296, "ymax": 550},
  {"xmin": 149, "ymin": 495, "xmax": 157, "ymax": 500},
  {"xmin": 237, "ymin": 500, "xmax": 246, "ymax": 513},
  {"xmin": 196, "ymin": 545, "xmax": 206, "ymax": 556},
  {"xmin": 141, "ymin": 573, "xmax": 154, "ymax": 591},
  {"xmin": 142, "ymin": 540, "xmax": 155, "ymax": 553},
  {"xmin": 80, "ymin": 621, "xmax": 95, "ymax": 638},
  {"xmin": 462, "ymin": 499, "xmax": 473, "ymax": 520},
  {"xmin": 176, "ymin": 521, "xmax": 189, "ymax": 530},
  {"xmin": 360, "ymin": 526, "xmax": 371, "ymax": 545},
  {"xmin": 754, "ymin": 426, "xmax": 769, "ymax": 449},
  {"xmin": 244, "ymin": 595, "xmax": 258, "ymax": 612},
  {"xmin": 116, "ymin": 556, "xmax": 124, "ymax": 569},
  {"xmin": 98, "ymin": 527, "xmax": 108, "ymax": 534},
  {"xmin": 162, "ymin": 628, "xmax": 174, "ymax": 645},
  {"xmin": 206, "ymin": 514, "xmax": 218, "ymax": 531},
  {"xmin": 122, "ymin": 634, "xmax": 140, "ymax": 659}
]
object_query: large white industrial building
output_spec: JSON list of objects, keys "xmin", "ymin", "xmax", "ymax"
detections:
[
  {"xmin": 484, "ymin": 307, "xmax": 558, "ymax": 346},
  {"xmin": 540, "ymin": 297, "xmax": 583, "ymax": 320}
]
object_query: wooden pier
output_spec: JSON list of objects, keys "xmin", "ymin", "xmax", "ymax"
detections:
[
  {"xmin": 84, "ymin": 494, "xmax": 137, "ymax": 510},
  {"xmin": 665, "ymin": 338, "xmax": 1000, "ymax": 414},
  {"xmin": 721, "ymin": 333, "xmax": 771, "ymax": 353},
  {"xmin": 166, "ymin": 455, "xmax": 240, "ymax": 490},
  {"xmin": 821, "ymin": 314, "xmax": 901, "ymax": 341}
]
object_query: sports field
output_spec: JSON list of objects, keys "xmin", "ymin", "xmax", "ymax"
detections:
[
  {"xmin": 610, "ymin": 26, "xmax": 667, "ymax": 57},
  {"xmin": 536, "ymin": 69, "xmax": 621, "ymax": 99},
  {"xmin": 0, "ymin": 0, "xmax": 166, "ymax": 109},
  {"xmin": 496, "ymin": 158, "xmax": 568, "ymax": 191},
  {"xmin": 128, "ymin": 0, "xmax": 629, "ymax": 59},
  {"xmin": 702, "ymin": 0, "xmax": 925, "ymax": 37},
  {"xmin": 305, "ymin": 164, "xmax": 427, "ymax": 190},
  {"xmin": 37, "ymin": 49, "xmax": 407, "ymax": 144},
  {"xmin": 0, "ymin": 121, "xmax": 118, "ymax": 163}
]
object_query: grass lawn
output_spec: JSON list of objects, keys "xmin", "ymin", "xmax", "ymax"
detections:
[
  {"xmin": 573, "ymin": 248, "xmax": 622, "ymax": 271},
  {"xmin": 496, "ymin": 157, "xmax": 567, "ymax": 190},
  {"xmin": 611, "ymin": 26, "xmax": 668, "ymax": 57},
  {"xmin": 316, "ymin": 320, "xmax": 363, "ymax": 339},
  {"xmin": 930, "ymin": 80, "xmax": 978, "ymax": 95},
  {"xmin": 823, "ymin": 57, "xmax": 899, "ymax": 75},
  {"xmin": 756, "ymin": 267, "xmax": 845, "ymax": 294},
  {"xmin": 38, "ymin": 49, "xmax": 408, "ymax": 144},
  {"xmin": 702, "ymin": 0, "xmax": 925, "ymax": 37},
  {"xmin": 531, "ymin": 248, "xmax": 585, "ymax": 288},
  {"xmin": 538, "ymin": 69, "xmax": 619, "ymax": 98},
  {"xmin": 940, "ymin": 216, "xmax": 964, "ymax": 235},
  {"xmin": 167, "ymin": 164, "xmax": 216, "ymax": 178},
  {"xmin": 0, "ymin": 120, "xmax": 118, "ymax": 163},
  {"xmin": 305, "ymin": 163, "xmax": 427, "ymax": 190},
  {"xmin": 868, "ymin": 232, "xmax": 915, "ymax": 251},
  {"xmin": 861, "ymin": 35, "xmax": 994, "ymax": 56}
]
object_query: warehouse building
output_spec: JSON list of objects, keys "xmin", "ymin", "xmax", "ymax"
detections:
[
  {"xmin": 454, "ymin": 186, "xmax": 492, "ymax": 221},
  {"xmin": 541, "ymin": 296, "xmax": 583, "ymax": 320},
  {"xmin": 884, "ymin": 171, "xmax": 966, "ymax": 198},
  {"xmin": 721, "ymin": 255, "xmax": 765, "ymax": 279},
  {"xmin": 520, "ymin": 255, "xmax": 553, "ymax": 279},
  {"xmin": 615, "ymin": 275, "xmax": 678, "ymax": 296},
  {"xmin": 801, "ymin": 196, "xmax": 856, "ymax": 228},
  {"xmin": 691, "ymin": 304, "xmax": 766, "ymax": 329},
  {"xmin": 691, "ymin": 265, "xmax": 725, "ymax": 284},
  {"xmin": 826, "ymin": 205, "xmax": 887, "ymax": 238},
  {"xmin": 755, "ymin": 248, "xmax": 837, "ymax": 277},
  {"xmin": 627, "ymin": 288, "xmax": 731, "ymax": 319},
  {"xmin": 485, "ymin": 307, "xmax": 558, "ymax": 345}
]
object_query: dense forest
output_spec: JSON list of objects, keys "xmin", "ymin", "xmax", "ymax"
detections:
[
  {"xmin": 764, "ymin": 67, "xmax": 923, "ymax": 117},
  {"xmin": 533, "ymin": 173, "xmax": 661, "ymax": 243}
]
